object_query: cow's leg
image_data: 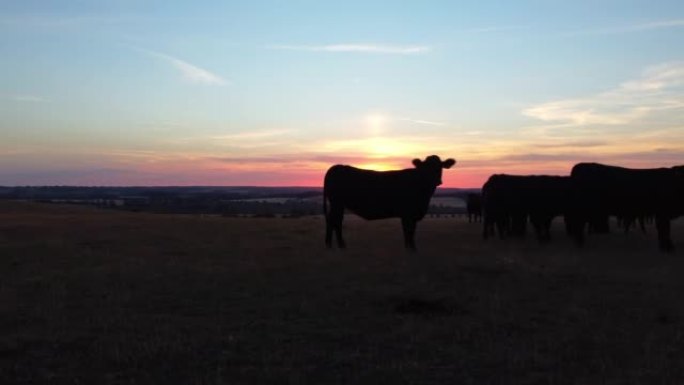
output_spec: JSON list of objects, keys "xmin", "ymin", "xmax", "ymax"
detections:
[
  {"xmin": 531, "ymin": 215, "xmax": 551, "ymax": 242},
  {"xmin": 591, "ymin": 214, "xmax": 610, "ymax": 234},
  {"xmin": 511, "ymin": 214, "xmax": 526, "ymax": 238},
  {"xmin": 624, "ymin": 216, "xmax": 632, "ymax": 234},
  {"xmin": 326, "ymin": 203, "xmax": 345, "ymax": 248},
  {"xmin": 656, "ymin": 216, "xmax": 674, "ymax": 252},
  {"xmin": 567, "ymin": 214, "xmax": 585, "ymax": 247},
  {"xmin": 325, "ymin": 199, "xmax": 335, "ymax": 248},
  {"xmin": 325, "ymin": 213, "xmax": 333, "ymax": 248},
  {"xmin": 482, "ymin": 214, "xmax": 492, "ymax": 239},
  {"xmin": 332, "ymin": 205, "xmax": 346, "ymax": 249},
  {"xmin": 401, "ymin": 217, "xmax": 417, "ymax": 251},
  {"xmin": 542, "ymin": 217, "xmax": 553, "ymax": 242},
  {"xmin": 531, "ymin": 215, "xmax": 542, "ymax": 241},
  {"xmin": 483, "ymin": 211, "xmax": 497, "ymax": 239},
  {"xmin": 530, "ymin": 214, "xmax": 542, "ymax": 241},
  {"xmin": 563, "ymin": 215, "xmax": 572, "ymax": 235},
  {"xmin": 496, "ymin": 215, "xmax": 508, "ymax": 240}
]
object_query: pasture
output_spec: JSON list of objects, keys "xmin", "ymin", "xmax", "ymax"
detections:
[{"xmin": 1, "ymin": 201, "xmax": 684, "ymax": 384}]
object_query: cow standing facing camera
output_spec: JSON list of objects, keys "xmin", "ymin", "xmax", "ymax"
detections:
[{"xmin": 323, "ymin": 155, "xmax": 456, "ymax": 250}]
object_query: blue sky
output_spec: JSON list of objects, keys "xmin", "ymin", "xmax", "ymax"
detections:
[{"xmin": 1, "ymin": 1, "xmax": 683, "ymax": 186}]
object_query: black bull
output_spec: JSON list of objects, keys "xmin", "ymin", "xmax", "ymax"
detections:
[
  {"xmin": 567, "ymin": 163, "xmax": 684, "ymax": 252},
  {"xmin": 482, "ymin": 174, "xmax": 570, "ymax": 241},
  {"xmin": 323, "ymin": 155, "xmax": 456, "ymax": 250}
]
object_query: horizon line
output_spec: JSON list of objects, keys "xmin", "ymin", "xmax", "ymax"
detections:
[{"xmin": 0, "ymin": 184, "xmax": 481, "ymax": 189}]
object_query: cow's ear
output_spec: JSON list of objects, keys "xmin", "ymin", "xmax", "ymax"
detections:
[
  {"xmin": 412, "ymin": 158, "xmax": 423, "ymax": 168},
  {"xmin": 442, "ymin": 158, "xmax": 456, "ymax": 169}
]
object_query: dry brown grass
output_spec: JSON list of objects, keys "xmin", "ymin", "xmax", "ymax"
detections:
[{"xmin": 1, "ymin": 201, "xmax": 684, "ymax": 384}]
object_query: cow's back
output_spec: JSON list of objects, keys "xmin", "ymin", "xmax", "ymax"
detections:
[
  {"xmin": 571, "ymin": 163, "xmax": 679, "ymax": 216},
  {"xmin": 324, "ymin": 165, "xmax": 434, "ymax": 220}
]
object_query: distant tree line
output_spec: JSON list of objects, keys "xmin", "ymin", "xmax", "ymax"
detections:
[{"xmin": 0, "ymin": 186, "xmax": 471, "ymax": 217}]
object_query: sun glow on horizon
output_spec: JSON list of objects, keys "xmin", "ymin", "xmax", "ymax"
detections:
[
  {"xmin": 355, "ymin": 162, "xmax": 399, "ymax": 171},
  {"xmin": 322, "ymin": 136, "xmax": 428, "ymax": 159}
]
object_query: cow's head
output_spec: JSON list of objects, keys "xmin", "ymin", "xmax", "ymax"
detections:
[{"xmin": 412, "ymin": 155, "xmax": 456, "ymax": 186}]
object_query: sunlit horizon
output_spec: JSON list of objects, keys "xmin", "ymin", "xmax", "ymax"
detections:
[{"xmin": 1, "ymin": 1, "xmax": 683, "ymax": 188}]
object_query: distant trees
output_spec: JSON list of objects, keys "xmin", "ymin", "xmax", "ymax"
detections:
[{"xmin": 1, "ymin": 186, "xmax": 470, "ymax": 218}]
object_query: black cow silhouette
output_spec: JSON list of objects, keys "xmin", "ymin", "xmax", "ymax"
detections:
[
  {"xmin": 323, "ymin": 155, "xmax": 456, "ymax": 250},
  {"xmin": 567, "ymin": 163, "xmax": 684, "ymax": 252},
  {"xmin": 466, "ymin": 193, "xmax": 482, "ymax": 223},
  {"xmin": 616, "ymin": 214, "xmax": 649, "ymax": 234},
  {"xmin": 482, "ymin": 174, "xmax": 569, "ymax": 242}
]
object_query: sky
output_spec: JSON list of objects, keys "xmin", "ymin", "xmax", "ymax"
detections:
[{"xmin": 1, "ymin": 1, "xmax": 683, "ymax": 187}]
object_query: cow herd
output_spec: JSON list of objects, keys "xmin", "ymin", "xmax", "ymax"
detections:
[
  {"xmin": 324, "ymin": 156, "xmax": 683, "ymax": 252},
  {"xmin": 481, "ymin": 162, "xmax": 684, "ymax": 252}
]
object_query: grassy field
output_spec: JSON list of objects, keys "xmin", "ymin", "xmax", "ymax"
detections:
[{"xmin": 1, "ymin": 201, "xmax": 684, "ymax": 384}]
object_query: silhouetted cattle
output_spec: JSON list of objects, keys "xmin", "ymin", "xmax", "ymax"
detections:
[
  {"xmin": 482, "ymin": 175, "xmax": 514, "ymax": 239},
  {"xmin": 323, "ymin": 155, "xmax": 456, "ymax": 250},
  {"xmin": 616, "ymin": 214, "xmax": 649, "ymax": 234},
  {"xmin": 482, "ymin": 174, "xmax": 570, "ymax": 242},
  {"xmin": 466, "ymin": 193, "xmax": 482, "ymax": 223},
  {"xmin": 567, "ymin": 163, "xmax": 684, "ymax": 252}
]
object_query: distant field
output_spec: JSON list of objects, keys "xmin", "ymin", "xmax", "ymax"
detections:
[
  {"xmin": 426, "ymin": 196, "xmax": 465, "ymax": 208},
  {"xmin": 1, "ymin": 201, "xmax": 684, "ymax": 384}
]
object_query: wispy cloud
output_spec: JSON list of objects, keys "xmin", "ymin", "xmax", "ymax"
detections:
[
  {"xmin": 163, "ymin": 129, "xmax": 297, "ymax": 150},
  {"xmin": 495, "ymin": 148, "xmax": 684, "ymax": 167},
  {"xmin": 534, "ymin": 140, "xmax": 607, "ymax": 149},
  {"xmin": 463, "ymin": 25, "xmax": 530, "ymax": 34},
  {"xmin": 209, "ymin": 129, "xmax": 295, "ymax": 141},
  {"xmin": 137, "ymin": 48, "xmax": 228, "ymax": 86},
  {"xmin": 629, "ymin": 19, "xmax": 684, "ymax": 31},
  {"xmin": 621, "ymin": 62, "xmax": 684, "ymax": 91},
  {"xmin": 270, "ymin": 44, "xmax": 431, "ymax": 55},
  {"xmin": 8, "ymin": 95, "xmax": 46, "ymax": 103},
  {"xmin": 523, "ymin": 62, "xmax": 684, "ymax": 126},
  {"xmin": 566, "ymin": 19, "xmax": 684, "ymax": 36},
  {"xmin": 0, "ymin": 14, "xmax": 142, "ymax": 28},
  {"xmin": 209, "ymin": 153, "xmax": 412, "ymax": 167},
  {"xmin": 398, "ymin": 118, "xmax": 446, "ymax": 126}
]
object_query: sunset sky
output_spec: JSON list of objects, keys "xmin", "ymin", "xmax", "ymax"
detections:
[{"xmin": 1, "ymin": 1, "xmax": 683, "ymax": 187}]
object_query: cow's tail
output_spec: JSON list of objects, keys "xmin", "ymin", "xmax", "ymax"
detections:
[{"xmin": 323, "ymin": 167, "xmax": 335, "ymax": 220}]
